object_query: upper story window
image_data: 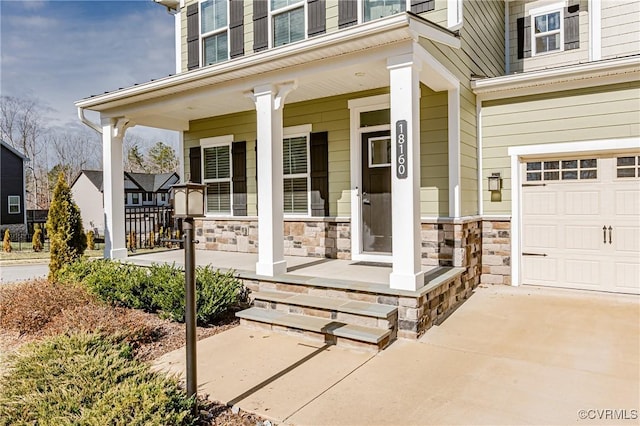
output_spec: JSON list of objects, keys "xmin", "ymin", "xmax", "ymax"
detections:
[
  {"xmin": 532, "ymin": 10, "xmax": 562, "ymax": 55},
  {"xmin": 271, "ymin": 0, "xmax": 306, "ymax": 47},
  {"xmin": 200, "ymin": 0, "xmax": 229, "ymax": 65},
  {"xmin": 8, "ymin": 195, "xmax": 20, "ymax": 214},
  {"xmin": 363, "ymin": 0, "xmax": 405, "ymax": 22},
  {"xmin": 131, "ymin": 193, "xmax": 141, "ymax": 205}
]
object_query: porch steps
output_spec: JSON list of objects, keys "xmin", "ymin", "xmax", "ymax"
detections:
[{"xmin": 237, "ymin": 291, "xmax": 398, "ymax": 351}]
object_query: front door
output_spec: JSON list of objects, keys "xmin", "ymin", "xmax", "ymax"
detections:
[{"xmin": 361, "ymin": 130, "xmax": 392, "ymax": 253}]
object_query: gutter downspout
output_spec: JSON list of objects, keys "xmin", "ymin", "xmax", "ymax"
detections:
[
  {"xmin": 78, "ymin": 107, "xmax": 102, "ymax": 134},
  {"xmin": 476, "ymin": 97, "xmax": 483, "ymax": 215}
]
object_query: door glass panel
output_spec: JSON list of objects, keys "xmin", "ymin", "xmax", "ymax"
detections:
[
  {"xmin": 369, "ymin": 137, "xmax": 391, "ymax": 167},
  {"xmin": 360, "ymin": 109, "xmax": 390, "ymax": 127}
]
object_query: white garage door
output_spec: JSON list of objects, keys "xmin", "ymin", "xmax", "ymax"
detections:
[{"xmin": 521, "ymin": 155, "xmax": 640, "ymax": 294}]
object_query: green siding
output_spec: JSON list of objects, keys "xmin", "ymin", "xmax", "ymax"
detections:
[{"xmin": 481, "ymin": 82, "xmax": 640, "ymax": 215}]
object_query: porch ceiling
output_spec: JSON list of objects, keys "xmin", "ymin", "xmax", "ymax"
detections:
[{"xmin": 75, "ymin": 13, "xmax": 460, "ymax": 131}]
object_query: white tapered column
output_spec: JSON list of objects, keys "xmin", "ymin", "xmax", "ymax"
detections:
[
  {"xmin": 388, "ymin": 54, "xmax": 424, "ymax": 291},
  {"xmin": 102, "ymin": 116, "xmax": 132, "ymax": 260},
  {"xmin": 251, "ymin": 83, "xmax": 294, "ymax": 276}
]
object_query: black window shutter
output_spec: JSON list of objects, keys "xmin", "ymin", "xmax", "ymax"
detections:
[
  {"xmin": 517, "ymin": 16, "xmax": 531, "ymax": 59},
  {"xmin": 253, "ymin": 0, "xmax": 268, "ymax": 52},
  {"xmin": 338, "ymin": 0, "xmax": 358, "ymax": 29},
  {"xmin": 307, "ymin": 0, "xmax": 326, "ymax": 37},
  {"xmin": 232, "ymin": 141, "xmax": 247, "ymax": 216},
  {"xmin": 310, "ymin": 131, "xmax": 329, "ymax": 217},
  {"xmin": 189, "ymin": 147, "xmax": 201, "ymax": 183},
  {"xmin": 229, "ymin": 0, "xmax": 245, "ymax": 58},
  {"xmin": 564, "ymin": 5, "xmax": 580, "ymax": 50},
  {"xmin": 410, "ymin": 0, "xmax": 435, "ymax": 14},
  {"xmin": 187, "ymin": 4, "xmax": 200, "ymax": 70}
]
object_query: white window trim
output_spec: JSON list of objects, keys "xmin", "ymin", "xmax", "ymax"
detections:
[
  {"xmin": 199, "ymin": 0, "xmax": 230, "ymax": 66},
  {"xmin": 283, "ymin": 124, "xmax": 312, "ymax": 217},
  {"xmin": 529, "ymin": 2, "xmax": 564, "ymax": 57},
  {"xmin": 8, "ymin": 195, "xmax": 20, "ymax": 214},
  {"xmin": 269, "ymin": 0, "xmax": 307, "ymax": 49},
  {"xmin": 201, "ymin": 135, "xmax": 234, "ymax": 216},
  {"xmin": 361, "ymin": 0, "xmax": 412, "ymax": 24}
]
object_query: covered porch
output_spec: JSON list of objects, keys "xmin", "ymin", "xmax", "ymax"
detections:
[{"xmin": 76, "ymin": 12, "xmax": 464, "ymax": 293}]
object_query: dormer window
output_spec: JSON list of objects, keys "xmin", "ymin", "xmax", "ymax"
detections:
[
  {"xmin": 363, "ymin": 0, "xmax": 405, "ymax": 22},
  {"xmin": 533, "ymin": 10, "xmax": 562, "ymax": 55},
  {"xmin": 200, "ymin": 0, "xmax": 229, "ymax": 65},
  {"xmin": 271, "ymin": 0, "xmax": 305, "ymax": 47}
]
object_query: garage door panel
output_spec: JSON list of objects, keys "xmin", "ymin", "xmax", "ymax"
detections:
[
  {"xmin": 564, "ymin": 191, "xmax": 600, "ymax": 215},
  {"xmin": 615, "ymin": 190, "xmax": 640, "ymax": 215},
  {"xmin": 523, "ymin": 224, "xmax": 557, "ymax": 248},
  {"xmin": 564, "ymin": 226, "xmax": 603, "ymax": 251},
  {"xmin": 523, "ymin": 192, "xmax": 557, "ymax": 215},
  {"xmin": 613, "ymin": 226, "xmax": 640, "ymax": 252},
  {"xmin": 522, "ymin": 257, "xmax": 558, "ymax": 283},
  {"xmin": 564, "ymin": 258, "xmax": 601, "ymax": 287},
  {"xmin": 613, "ymin": 261, "xmax": 640, "ymax": 293}
]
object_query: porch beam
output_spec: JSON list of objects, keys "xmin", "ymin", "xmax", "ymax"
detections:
[
  {"xmin": 387, "ymin": 54, "xmax": 425, "ymax": 291},
  {"xmin": 101, "ymin": 116, "xmax": 133, "ymax": 259},
  {"xmin": 249, "ymin": 83, "xmax": 294, "ymax": 276}
]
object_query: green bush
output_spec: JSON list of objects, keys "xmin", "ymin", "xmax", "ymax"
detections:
[
  {"xmin": 58, "ymin": 260, "xmax": 247, "ymax": 325},
  {"xmin": 0, "ymin": 333, "xmax": 197, "ymax": 425}
]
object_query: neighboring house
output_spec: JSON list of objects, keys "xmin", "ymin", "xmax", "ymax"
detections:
[
  {"xmin": 75, "ymin": 0, "xmax": 639, "ymax": 343},
  {"xmin": 71, "ymin": 170, "xmax": 179, "ymax": 235},
  {"xmin": 0, "ymin": 140, "xmax": 28, "ymax": 236}
]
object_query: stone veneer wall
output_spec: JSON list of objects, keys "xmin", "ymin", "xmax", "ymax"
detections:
[
  {"xmin": 480, "ymin": 218, "xmax": 511, "ymax": 285},
  {"xmin": 194, "ymin": 218, "xmax": 351, "ymax": 259}
]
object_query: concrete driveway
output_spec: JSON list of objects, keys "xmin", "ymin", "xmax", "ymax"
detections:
[{"xmin": 154, "ymin": 284, "xmax": 639, "ymax": 425}]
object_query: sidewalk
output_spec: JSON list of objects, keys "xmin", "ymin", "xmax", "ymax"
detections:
[{"xmin": 154, "ymin": 284, "xmax": 640, "ymax": 425}]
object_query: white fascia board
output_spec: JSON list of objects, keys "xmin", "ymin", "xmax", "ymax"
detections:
[
  {"xmin": 76, "ymin": 13, "xmax": 459, "ymax": 111},
  {"xmin": 472, "ymin": 56, "xmax": 640, "ymax": 100},
  {"xmin": 508, "ymin": 138, "xmax": 640, "ymax": 157}
]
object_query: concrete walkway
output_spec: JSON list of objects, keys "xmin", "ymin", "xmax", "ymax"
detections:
[{"xmin": 153, "ymin": 284, "xmax": 640, "ymax": 425}]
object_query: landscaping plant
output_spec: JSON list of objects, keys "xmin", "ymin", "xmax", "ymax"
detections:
[
  {"xmin": 32, "ymin": 225, "xmax": 43, "ymax": 252},
  {"xmin": 86, "ymin": 229, "xmax": 96, "ymax": 250},
  {"xmin": 46, "ymin": 173, "xmax": 87, "ymax": 280},
  {"xmin": 2, "ymin": 229, "xmax": 11, "ymax": 253}
]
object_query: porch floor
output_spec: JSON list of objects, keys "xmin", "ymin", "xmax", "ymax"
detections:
[{"xmin": 127, "ymin": 249, "xmax": 463, "ymax": 297}]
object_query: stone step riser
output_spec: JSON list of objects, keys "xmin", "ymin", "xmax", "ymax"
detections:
[{"xmin": 253, "ymin": 299, "xmax": 397, "ymax": 331}]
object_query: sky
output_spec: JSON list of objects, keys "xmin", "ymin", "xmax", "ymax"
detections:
[{"xmin": 0, "ymin": 0, "xmax": 178, "ymax": 148}]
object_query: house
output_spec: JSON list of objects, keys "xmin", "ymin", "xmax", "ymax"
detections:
[
  {"xmin": 75, "ymin": 0, "xmax": 639, "ymax": 344},
  {"xmin": 71, "ymin": 170, "xmax": 179, "ymax": 235},
  {"xmin": 0, "ymin": 140, "xmax": 28, "ymax": 237}
]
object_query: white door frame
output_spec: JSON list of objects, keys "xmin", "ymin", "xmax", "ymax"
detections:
[
  {"xmin": 508, "ymin": 137, "xmax": 640, "ymax": 287},
  {"xmin": 348, "ymin": 94, "xmax": 392, "ymax": 262}
]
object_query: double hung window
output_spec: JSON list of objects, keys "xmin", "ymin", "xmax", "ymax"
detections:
[
  {"xmin": 202, "ymin": 142, "xmax": 232, "ymax": 214},
  {"xmin": 8, "ymin": 196, "xmax": 20, "ymax": 214},
  {"xmin": 201, "ymin": 0, "xmax": 228, "ymax": 65},
  {"xmin": 532, "ymin": 8, "xmax": 562, "ymax": 55},
  {"xmin": 363, "ymin": 0, "xmax": 405, "ymax": 22},
  {"xmin": 271, "ymin": 0, "xmax": 305, "ymax": 47},
  {"xmin": 283, "ymin": 130, "xmax": 310, "ymax": 214}
]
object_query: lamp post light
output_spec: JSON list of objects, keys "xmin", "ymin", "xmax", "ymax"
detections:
[{"xmin": 171, "ymin": 182, "xmax": 206, "ymax": 404}]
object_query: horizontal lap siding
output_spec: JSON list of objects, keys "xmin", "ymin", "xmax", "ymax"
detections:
[
  {"xmin": 244, "ymin": 0, "xmax": 254, "ymax": 55},
  {"xmin": 325, "ymin": 1, "xmax": 339, "ymax": 33},
  {"xmin": 481, "ymin": 82, "xmax": 640, "ymax": 215},
  {"xmin": 420, "ymin": 86, "xmax": 449, "ymax": 216},
  {"xmin": 601, "ymin": 0, "xmax": 640, "ymax": 60},
  {"xmin": 415, "ymin": 0, "xmax": 448, "ymax": 26}
]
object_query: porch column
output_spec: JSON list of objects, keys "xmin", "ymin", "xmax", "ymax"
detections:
[
  {"xmin": 101, "ymin": 116, "xmax": 133, "ymax": 260},
  {"xmin": 250, "ymin": 83, "xmax": 295, "ymax": 276},
  {"xmin": 387, "ymin": 54, "xmax": 425, "ymax": 291}
]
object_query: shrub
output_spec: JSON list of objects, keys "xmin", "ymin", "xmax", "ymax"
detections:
[
  {"xmin": 47, "ymin": 173, "xmax": 87, "ymax": 281},
  {"xmin": 2, "ymin": 229, "xmax": 11, "ymax": 253},
  {"xmin": 32, "ymin": 227, "xmax": 43, "ymax": 252},
  {"xmin": 196, "ymin": 266, "xmax": 247, "ymax": 324},
  {"xmin": 0, "ymin": 333, "xmax": 197, "ymax": 425},
  {"xmin": 86, "ymin": 229, "xmax": 95, "ymax": 250}
]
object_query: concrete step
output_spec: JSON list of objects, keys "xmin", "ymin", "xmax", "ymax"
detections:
[{"xmin": 237, "ymin": 307, "xmax": 393, "ymax": 351}]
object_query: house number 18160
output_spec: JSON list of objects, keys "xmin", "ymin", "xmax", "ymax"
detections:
[{"xmin": 396, "ymin": 120, "xmax": 408, "ymax": 179}]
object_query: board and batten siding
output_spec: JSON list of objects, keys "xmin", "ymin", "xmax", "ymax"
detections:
[
  {"xmin": 183, "ymin": 87, "xmax": 451, "ymax": 218},
  {"xmin": 481, "ymin": 82, "xmax": 640, "ymax": 215},
  {"xmin": 601, "ymin": 0, "xmax": 640, "ymax": 60},
  {"xmin": 509, "ymin": 0, "xmax": 589, "ymax": 74}
]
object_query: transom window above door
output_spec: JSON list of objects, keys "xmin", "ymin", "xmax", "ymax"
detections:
[{"xmin": 272, "ymin": 0, "xmax": 305, "ymax": 47}]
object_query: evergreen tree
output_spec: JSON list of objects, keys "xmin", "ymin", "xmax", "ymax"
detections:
[
  {"xmin": 46, "ymin": 173, "xmax": 87, "ymax": 280},
  {"xmin": 3, "ymin": 229, "xmax": 11, "ymax": 253},
  {"xmin": 32, "ymin": 224, "xmax": 43, "ymax": 252}
]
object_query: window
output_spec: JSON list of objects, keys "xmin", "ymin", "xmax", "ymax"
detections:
[
  {"xmin": 201, "ymin": 0, "xmax": 228, "ymax": 65},
  {"xmin": 283, "ymin": 134, "xmax": 309, "ymax": 214},
  {"xmin": 369, "ymin": 136, "xmax": 391, "ymax": 167},
  {"xmin": 8, "ymin": 196, "xmax": 20, "ymax": 214},
  {"xmin": 616, "ymin": 156, "xmax": 640, "ymax": 178},
  {"xmin": 271, "ymin": 0, "xmax": 305, "ymax": 47},
  {"xmin": 202, "ymin": 143, "xmax": 232, "ymax": 214},
  {"xmin": 526, "ymin": 159, "xmax": 597, "ymax": 182},
  {"xmin": 160, "ymin": 193, "xmax": 167, "ymax": 203},
  {"xmin": 143, "ymin": 192, "xmax": 153, "ymax": 203},
  {"xmin": 363, "ymin": 0, "xmax": 405, "ymax": 22},
  {"xmin": 131, "ymin": 193, "xmax": 141, "ymax": 204},
  {"xmin": 532, "ymin": 9, "xmax": 562, "ymax": 55}
]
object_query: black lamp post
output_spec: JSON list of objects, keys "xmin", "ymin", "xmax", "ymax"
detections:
[{"xmin": 171, "ymin": 182, "xmax": 205, "ymax": 403}]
